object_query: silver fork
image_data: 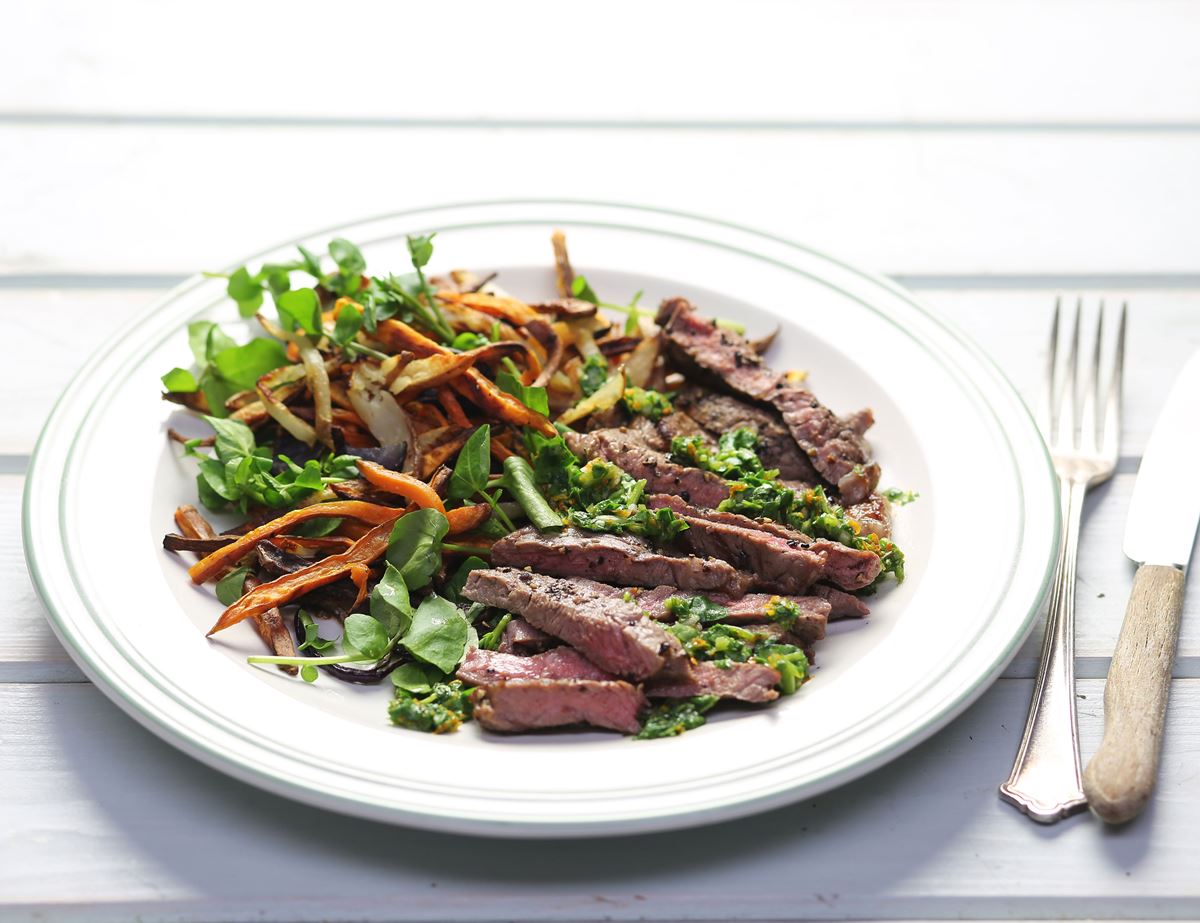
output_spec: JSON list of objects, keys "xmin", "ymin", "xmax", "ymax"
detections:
[{"xmin": 999, "ymin": 297, "xmax": 1126, "ymax": 823}]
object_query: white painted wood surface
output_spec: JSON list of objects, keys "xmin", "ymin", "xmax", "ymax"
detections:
[{"xmin": 5, "ymin": 1, "xmax": 1200, "ymax": 918}]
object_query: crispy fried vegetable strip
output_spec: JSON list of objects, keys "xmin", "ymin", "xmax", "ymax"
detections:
[
  {"xmin": 189, "ymin": 501, "xmax": 407, "ymax": 584},
  {"xmin": 207, "ymin": 519, "xmax": 392, "ymax": 635},
  {"xmin": 445, "ymin": 503, "xmax": 493, "ymax": 533},
  {"xmin": 378, "ymin": 319, "xmax": 555, "ymax": 434},
  {"xmin": 522, "ymin": 318, "xmax": 563, "ymax": 388},
  {"xmin": 383, "ymin": 341, "xmax": 537, "ymax": 402},
  {"xmin": 272, "ymin": 535, "xmax": 355, "ymax": 554},
  {"xmin": 243, "ymin": 574, "xmax": 299, "ymax": 675},
  {"xmin": 551, "ymin": 229, "xmax": 574, "ymax": 297},
  {"xmin": 438, "ymin": 388, "xmax": 470, "ymax": 426},
  {"xmin": 257, "ymin": 367, "xmax": 317, "ymax": 446},
  {"xmin": 413, "ymin": 426, "xmax": 472, "ymax": 478},
  {"xmin": 489, "ymin": 437, "xmax": 515, "ymax": 461},
  {"xmin": 355, "ymin": 461, "xmax": 447, "ymax": 513},
  {"xmin": 438, "ymin": 290, "xmax": 540, "ymax": 326},
  {"xmin": 557, "ymin": 367, "xmax": 626, "ymax": 425}
]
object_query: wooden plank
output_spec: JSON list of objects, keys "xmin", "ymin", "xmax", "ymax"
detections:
[
  {"xmin": 2, "ymin": 128, "xmax": 1199, "ymax": 277},
  {"xmin": 1, "ymin": 678, "xmax": 1198, "ymax": 920},
  {"xmin": 2, "ymin": 287, "xmax": 1196, "ymax": 457},
  {"xmin": 7, "ymin": 1, "xmax": 1200, "ymax": 125}
]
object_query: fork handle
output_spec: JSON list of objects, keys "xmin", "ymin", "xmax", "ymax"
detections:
[
  {"xmin": 999, "ymin": 477, "xmax": 1088, "ymax": 822},
  {"xmin": 1083, "ymin": 563, "xmax": 1185, "ymax": 824}
]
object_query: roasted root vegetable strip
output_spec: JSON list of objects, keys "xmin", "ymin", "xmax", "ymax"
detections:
[
  {"xmin": 207, "ymin": 519, "xmax": 394, "ymax": 635},
  {"xmin": 243, "ymin": 574, "xmax": 300, "ymax": 675},
  {"xmin": 355, "ymin": 460, "xmax": 447, "ymax": 513},
  {"xmin": 437, "ymin": 290, "xmax": 540, "ymax": 326},
  {"xmin": 189, "ymin": 501, "xmax": 409, "ymax": 584}
]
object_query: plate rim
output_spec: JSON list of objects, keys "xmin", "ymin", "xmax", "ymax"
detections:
[{"xmin": 23, "ymin": 198, "xmax": 1061, "ymax": 837}]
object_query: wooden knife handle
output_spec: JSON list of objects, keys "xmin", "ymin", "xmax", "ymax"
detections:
[{"xmin": 1083, "ymin": 563, "xmax": 1185, "ymax": 824}]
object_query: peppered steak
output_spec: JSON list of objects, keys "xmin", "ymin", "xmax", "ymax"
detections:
[
  {"xmin": 646, "ymin": 660, "xmax": 780, "ymax": 704},
  {"xmin": 672, "ymin": 386, "xmax": 821, "ymax": 484},
  {"xmin": 471, "ymin": 679, "xmax": 647, "ymax": 734},
  {"xmin": 811, "ymin": 584, "xmax": 871, "ymax": 619},
  {"xmin": 656, "ymin": 297, "xmax": 880, "ymax": 503},
  {"xmin": 564, "ymin": 428, "xmax": 730, "ymax": 509},
  {"xmin": 457, "ymin": 647, "xmax": 613, "ymax": 685},
  {"xmin": 490, "ymin": 526, "xmax": 752, "ymax": 596},
  {"xmin": 461, "ymin": 567, "xmax": 692, "ymax": 679},
  {"xmin": 496, "ymin": 617, "xmax": 557, "ymax": 655}
]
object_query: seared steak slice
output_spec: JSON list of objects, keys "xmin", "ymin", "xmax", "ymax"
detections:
[
  {"xmin": 650, "ymin": 496, "xmax": 882, "ymax": 592},
  {"xmin": 461, "ymin": 568, "xmax": 692, "ymax": 679},
  {"xmin": 646, "ymin": 660, "xmax": 780, "ymax": 704},
  {"xmin": 457, "ymin": 647, "xmax": 612, "ymax": 685},
  {"xmin": 472, "ymin": 679, "xmax": 646, "ymax": 734},
  {"xmin": 673, "ymin": 386, "xmax": 820, "ymax": 484},
  {"xmin": 846, "ymin": 493, "xmax": 892, "ymax": 538},
  {"xmin": 496, "ymin": 617, "xmax": 557, "ymax": 655},
  {"xmin": 770, "ymin": 388, "xmax": 880, "ymax": 504},
  {"xmin": 491, "ymin": 526, "xmax": 752, "ymax": 596},
  {"xmin": 811, "ymin": 584, "xmax": 871, "ymax": 619},
  {"xmin": 564, "ymin": 429, "xmax": 730, "ymax": 509},
  {"xmin": 566, "ymin": 583, "xmax": 830, "ymax": 643},
  {"xmin": 657, "ymin": 298, "xmax": 880, "ymax": 503}
]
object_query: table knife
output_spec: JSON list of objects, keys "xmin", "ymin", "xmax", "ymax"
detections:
[{"xmin": 1082, "ymin": 351, "xmax": 1200, "ymax": 824}]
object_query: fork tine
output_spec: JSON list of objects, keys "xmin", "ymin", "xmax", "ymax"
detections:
[
  {"xmin": 1054, "ymin": 298, "xmax": 1082, "ymax": 449},
  {"xmin": 1040, "ymin": 296, "xmax": 1061, "ymax": 437},
  {"xmin": 1080, "ymin": 301, "xmax": 1104, "ymax": 454},
  {"xmin": 1102, "ymin": 301, "xmax": 1127, "ymax": 459}
]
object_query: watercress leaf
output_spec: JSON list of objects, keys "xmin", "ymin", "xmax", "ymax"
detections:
[
  {"xmin": 450, "ymin": 331, "xmax": 489, "ymax": 351},
  {"xmin": 275, "ymin": 287, "xmax": 322, "ymax": 336},
  {"xmin": 447, "ymin": 424, "xmax": 491, "ymax": 500},
  {"xmin": 385, "ymin": 508, "xmax": 449, "ymax": 590},
  {"xmin": 344, "ymin": 613, "xmax": 390, "ymax": 661},
  {"xmin": 210, "ymin": 338, "xmax": 289, "ymax": 390},
  {"xmin": 444, "ymin": 556, "xmax": 488, "ymax": 604},
  {"xmin": 401, "ymin": 594, "xmax": 469, "ymax": 673},
  {"xmin": 477, "ymin": 612, "xmax": 512, "ymax": 651},
  {"xmin": 332, "ymin": 302, "xmax": 364, "ymax": 346},
  {"xmin": 406, "ymin": 233, "xmax": 435, "ymax": 270},
  {"xmin": 187, "ymin": 321, "xmax": 219, "ymax": 366},
  {"xmin": 205, "ymin": 415, "xmax": 256, "ymax": 460},
  {"xmin": 329, "ymin": 238, "xmax": 366, "ymax": 275},
  {"xmin": 570, "ymin": 274, "xmax": 599, "ymax": 304},
  {"xmin": 161, "ymin": 367, "xmax": 198, "ymax": 392},
  {"xmin": 389, "ymin": 661, "xmax": 445, "ymax": 694},
  {"xmin": 215, "ymin": 566, "xmax": 250, "ymax": 606},
  {"xmin": 300, "ymin": 664, "xmax": 319, "ymax": 683},
  {"xmin": 297, "ymin": 244, "xmax": 324, "ymax": 279},
  {"xmin": 496, "ymin": 371, "xmax": 549, "ymax": 416},
  {"xmin": 264, "ymin": 269, "xmax": 292, "ymax": 297},
  {"xmin": 227, "ymin": 267, "xmax": 264, "ymax": 317},
  {"xmin": 196, "ymin": 457, "xmax": 236, "ymax": 506},
  {"xmin": 370, "ymin": 562, "xmax": 413, "ymax": 637}
]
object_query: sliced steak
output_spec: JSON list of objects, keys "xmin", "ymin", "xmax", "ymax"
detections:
[
  {"xmin": 461, "ymin": 568, "xmax": 693, "ymax": 679},
  {"xmin": 650, "ymin": 495, "xmax": 882, "ymax": 592},
  {"xmin": 496, "ymin": 617, "xmax": 557, "ymax": 655},
  {"xmin": 646, "ymin": 660, "xmax": 780, "ymax": 704},
  {"xmin": 811, "ymin": 584, "xmax": 871, "ymax": 619},
  {"xmin": 673, "ymin": 386, "xmax": 820, "ymax": 484},
  {"xmin": 491, "ymin": 526, "xmax": 752, "ymax": 596},
  {"xmin": 457, "ymin": 647, "xmax": 613, "ymax": 685},
  {"xmin": 472, "ymin": 679, "xmax": 647, "ymax": 734},
  {"xmin": 846, "ymin": 493, "xmax": 892, "ymax": 539},
  {"xmin": 565, "ymin": 429, "xmax": 730, "ymax": 509},
  {"xmin": 657, "ymin": 298, "xmax": 880, "ymax": 503}
]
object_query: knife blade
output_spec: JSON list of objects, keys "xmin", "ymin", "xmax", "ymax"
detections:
[
  {"xmin": 1123, "ymin": 350, "xmax": 1200, "ymax": 569},
  {"xmin": 1084, "ymin": 350, "xmax": 1200, "ymax": 825}
]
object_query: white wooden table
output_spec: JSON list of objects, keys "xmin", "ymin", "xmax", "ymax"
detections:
[{"xmin": 4, "ymin": 2, "xmax": 1200, "ymax": 919}]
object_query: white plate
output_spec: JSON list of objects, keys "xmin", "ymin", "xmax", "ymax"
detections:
[{"xmin": 24, "ymin": 200, "xmax": 1058, "ymax": 837}]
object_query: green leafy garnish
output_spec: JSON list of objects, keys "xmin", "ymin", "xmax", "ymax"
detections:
[
  {"xmin": 163, "ymin": 320, "xmax": 288, "ymax": 417},
  {"xmin": 389, "ymin": 682, "xmax": 473, "ymax": 734},
  {"xmin": 401, "ymin": 594, "xmax": 471, "ymax": 674},
  {"xmin": 496, "ymin": 372, "xmax": 550, "ymax": 416},
  {"xmin": 636, "ymin": 696, "xmax": 719, "ymax": 740},
  {"xmin": 663, "ymin": 594, "xmax": 729, "ymax": 624},
  {"xmin": 444, "ymin": 556, "xmax": 488, "ymax": 605},
  {"xmin": 297, "ymin": 611, "xmax": 335, "ymax": 653},
  {"xmin": 671, "ymin": 427, "xmax": 771, "ymax": 481},
  {"xmin": 571, "ymin": 275, "xmax": 649, "ymax": 335},
  {"xmin": 622, "ymin": 386, "xmax": 673, "ymax": 422},
  {"xmin": 183, "ymin": 416, "xmax": 357, "ymax": 512},
  {"xmin": 215, "ymin": 566, "xmax": 249, "ymax": 606},
  {"xmin": 389, "ymin": 661, "xmax": 446, "ymax": 694},
  {"xmin": 343, "ymin": 612, "xmax": 390, "ymax": 661},
  {"xmin": 477, "ymin": 613, "xmax": 512, "ymax": 651},
  {"xmin": 227, "ymin": 267, "xmax": 265, "ymax": 317},
  {"xmin": 579, "ymin": 355, "xmax": 610, "ymax": 397},
  {"xmin": 448, "ymin": 424, "xmax": 492, "ymax": 501},
  {"xmin": 450, "ymin": 330, "xmax": 489, "ymax": 351},
  {"xmin": 881, "ymin": 488, "xmax": 919, "ymax": 506},
  {"xmin": 370, "ymin": 562, "xmax": 413, "ymax": 637},
  {"xmin": 275, "ymin": 287, "xmax": 322, "ymax": 336},
  {"xmin": 161, "ymin": 367, "xmax": 198, "ymax": 392},
  {"xmin": 667, "ymin": 622, "xmax": 811, "ymax": 695},
  {"xmin": 385, "ymin": 508, "xmax": 450, "ymax": 590}
]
